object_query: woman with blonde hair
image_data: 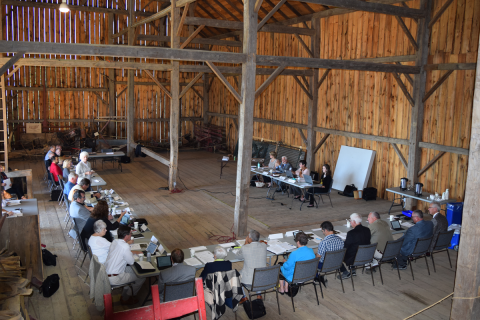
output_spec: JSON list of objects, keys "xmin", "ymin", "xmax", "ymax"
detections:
[
  {"xmin": 262, "ymin": 151, "xmax": 278, "ymax": 187},
  {"xmin": 62, "ymin": 159, "xmax": 73, "ymax": 181}
]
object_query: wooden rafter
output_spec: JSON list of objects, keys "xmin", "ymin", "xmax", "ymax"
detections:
[
  {"xmin": 144, "ymin": 70, "xmax": 172, "ymax": 98},
  {"xmin": 395, "ymin": 16, "xmax": 418, "ymax": 50},
  {"xmin": 179, "ymin": 72, "xmax": 204, "ymax": 98},
  {"xmin": 293, "ymin": 75, "xmax": 313, "ymax": 100},
  {"xmin": 0, "ymin": 52, "xmax": 25, "ymax": 76},
  {"xmin": 298, "ymin": 129, "xmax": 307, "ymax": 144},
  {"xmin": 5, "ymin": 65, "xmax": 20, "ymax": 79},
  {"xmin": 313, "ymin": 134, "xmax": 330, "ymax": 154},
  {"xmin": 392, "ymin": 72, "xmax": 414, "ymax": 106},
  {"xmin": 180, "ymin": 25, "xmax": 205, "ymax": 49},
  {"xmin": 317, "ymin": 69, "xmax": 331, "ymax": 90},
  {"xmin": 176, "ymin": 3, "xmax": 190, "ymax": 37},
  {"xmin": 116, "ymin": 86, "xmax": 128, "ymax": 98},
  {"xmin": 396, "ymin": 62, "xmax": 414, "ymax": 85},
  {"xmin": 254, "ymin": 0, "xmax": 264, "ymax": 13},
  {"xmin": 212, "ymin": 0, "xmax": 241, "ymax": 21},
  {"xmin": 255, "ymin": 65, "xmax": 286, "ymax": 98},
  {"xmin": 294, "ymin": 33, "xmax": 314, "ymax": 58},
  {"xmin": 391, "ymin": 143, "xmax": 408, "ymax": 169},
  {"xmin": 422, "ymin": 70, "xmax": 454, "ymax": 102},
  {"xmin": 257, "ymin": 0, "xmax": 287, "ymax": 30},
  {"xmin": 417, "ymin": 151, "xmax": 446, "ymax": 177},
  {"xmin": 428, "ymin": 0, "xmax": 454, "ymax": 28},
  {"xmin": 206, "ymin": 61, "xmax": 242, "ymax": 103},
  {"xmin": 92, "ymin": 92, "xmax": 108, "ymax": 106}
]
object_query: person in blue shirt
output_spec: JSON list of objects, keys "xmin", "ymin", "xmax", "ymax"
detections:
[
  {"xmin": 278, "ymin": 232, "xmax": 315, "ymax": 294},
  {"xmin": 64, "ymin": 172, "xmax": 78, "ymax": 200}
]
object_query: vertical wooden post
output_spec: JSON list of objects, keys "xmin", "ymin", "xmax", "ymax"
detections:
[
  {"xmin": 127, "ymin": 1, "xmax": 135, "ymax": 154},
  {"xmin": 169, "ymin": 0, "xmax": 180, "ymax": 190},
  {"xmin": 406, "ymin": 0, "xmax": 432, "ymax": 209},
  {"xmin": 107, "ymin": 13, "xmax": 116, "ymax": 137},
  {"xmin": 234, "ymin": 0, "xmax": 257, "ymax": 237},
  {"xmin": 450, "ymin": 35, "xmax": 480, "ymax": 320},
  {"xmin": 202, "ymin": 74, "xmax": 209, "ymax": 125},
  {"xmin": 306, "ymin": 18, "xmax": 320, "ymax": 172}
]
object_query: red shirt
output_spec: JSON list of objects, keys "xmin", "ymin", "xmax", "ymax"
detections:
[{"xmin": 50, "ymin": 163, "xmax": 63, "ymax": 182}]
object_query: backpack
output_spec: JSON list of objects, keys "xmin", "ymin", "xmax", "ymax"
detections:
[
  {"xmin": 50, "ymin": 189, "xmax": 62, "ymax": 201},
  {"xmin": 42, "ymin": 249, "xmax": 58, "ymax": 266},
  {"xmin": 120, "ymin": 156, "xmax": 131, "ymax": 163},
  {"xmin": 243, "ymin": 299, "xmax": 266, "ymax": 319},
  {"xmin": 40, "ymin": 274, "xmax": 60, "ymax": 298},
  {"xmin": 339, "ymin": 184, "xmax": 357, "ymax": 197}
]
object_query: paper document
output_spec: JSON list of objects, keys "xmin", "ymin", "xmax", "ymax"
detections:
[
  {"xmin": 130, "ymin": 244, "xmax": 143, "ymax": 250},
  {"xmin": 190, "ymin": 246, "xmax": 208, "ymax": 251},
  {"xmin": 311, "ymin": 228, "xmax": 322, "ymax": 231},
  {"xmin": 106, "ymin": 152, "xmax": 114, "ymax": 155},
  {"xmin": 285, "ymin": 230, "xmax": 299, "ymax": 237},
  {"xmin": 337, "ymin": 232, "xmax": 348, "ymax": 240},
  {"xmin": 279, "ymin": 176, "xmax": 286, "ymax": 181},
  {"xmin": 151, "ymin": 235, "xmax": 158, "ymax": 243},
  {"xmin": 267, "ymin": 245, "xmax": 288, "ymax": 255},
  {"xmin": 157, "ymin": 244, "xmax": 164, "ymax": 254},
  {"xmin": 195, "ymin": 251, "xmax": 215, "ymax": 264},
  {"xmin": 140, "ymin": 224, "xmax": 149, "ymax": 232},
  {"xmin": 236, "ymin": 240, "xmax": 246, "ymax": 246},
  {"xmin": 3, "ymin": 178, "xmax": 12, "ymax": 190},
  {"xmin": 310, "ymin": 234, "xmax": 323, "ymax": 244},
  {"xmin": 268, "ymin": 233, "xmax": 283, "ymax": 240},
  {"xmin": 184, "ymin": 257, "xmax": 203, "ymax": 266},
  {"xmin": 6, "ymin": 200, "xmax": 22, "ymax": 206},
  {"xmin": 222, "ymin": 156, "xmax": 229, "ymax": 161},
  {"xmin": 219, "ymin": 242, "xmax": 236, "ymax": 248},
  {"xmin": 402, "ymin": 222, "xmax": 415, "ymax": 228},
  {"xmin": 136, "ymin": 261, "xmax": 155, "ymax": 270}
]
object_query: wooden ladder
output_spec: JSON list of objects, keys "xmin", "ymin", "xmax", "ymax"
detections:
[{"xmin": 0, "ymin": 75, "xmax": 8, "ymax": 169}]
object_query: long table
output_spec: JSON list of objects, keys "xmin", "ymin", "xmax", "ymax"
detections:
[
  {"xmin": 87, "ymin": 151, "xmax": 125, "ymax": 159},
  {"xmin": 386, "ymin": 187, "xmax": 455, "ymax": 214}
]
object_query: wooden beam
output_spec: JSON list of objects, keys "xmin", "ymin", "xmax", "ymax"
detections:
[
  {"xmin": 392, "ymin": 72, "xmax": 415, "ymax": 106},
  {"xmin": 92, "ymin": 92, "xmax": 108, "ymax": 106},
  {"xmin": 391, "ymin": 143, "xmax": 408, "ymax": 169},
  {"xmin": 144, "ymin": 70, "xmax": 172, "ymax": 98},
  {"xmin": 5, "ymin": 65, "xmax": 20, "ymax": 79},
  {"xmin": 129, "ymin": 143, "xmax": 170, "ymax": 166},
  {"xmin": 317, "ymin": 69, "xmax": 331, "ymax": 90},
  {"xmin": 395, "ymin": 16, "xmax": 418, "ymax": 50},
  {"xmin": 5, "ymin": 86, "xmax": 108, "ymax": 92},
  {"xmin": 348, "ymin": 54, "xmax": 416, "ymax": 63},
  {"xmin": 428, "ymin": 0, "xmax": 454, "ymax": 28},
  {"xmin": 417, "ymin": 151, "xmax": 445, "ymax": 176},
  {"xmin": 254, "ymin": 65, "xmax": 286, "ymax": 98},
  {"xmin": 138, "ymin": 34, "xmax": 242, "ymax": 47},
  {"xmin": 107, "ymin": 13, "xmax": 116, "ymax": 137},
  {"xmin": 212, "ymin": 0, "xmax": 241, "ymax": 21},
  {"xmin": 0, "ymin": 52, "xmax": 24, "ymax": 76},
  {"xmin": 451, "ymin": 39, "xmax": 480, "ymax": 318},
  {"xmin": 294, "ymin": 33, "xmax": 314, "ymax": 58},
  {"xmin": 255, "ymin": 0, "xmax": 264, "ymax": 13},
  {"xmin": 396, "ymin": 62, "xmax": 414, "ymax": 84},
  {"xmin": 257, "ymin": 0, "xmax": 287, "ymax": 30},
  {"xmin": 422, "ymin": 70, "xmax": 454, "ymax": 102},
  {"xmin": 126, "ymin": 0, "xmax": 135, "ymax": 156},
  {"xmin": 418, "ymin": 142, "xmax": 468, "ymax": 155},
  {"xmin": 235, "ymin": 0, "xmax": 258, "ymax": 237},
  {"xmin": 179, "ymin": 72, "xmax": 204, "ymax": 98},
  {"xmin": 293, "ymin": 76, "xmax": 313, "ymax": 100},
  {"xmin": 179, "ymin": 25, "xmax": 205, "ymax": 49},
  {"xmin": 190, "ymin": 87, "xmax": 203, "ymax": 100},
  {"xmin": 313, "ymin": 133, "xmax": 330, "ymax": 154},
  {"xmin": 425, "ymin": 63, "xmax": 476, "ymax": 71},
  {"xmin": 116, "ymin": 86, "xmax": 128, "ymax": 98},
  {"xmin": 206, "ymin": 61, "xmax": 242, "ymax": 103},
  {"xmin": 298, "ymin": 128, "xmax": 308, "ymax": 144},
  {"xmin": 176, "ymin": 3, "xmax": 190, "ymax": 37},
  {"xmin": 291, "ymin": 0, "xmax": 424, "ymax": 19},
  {"xmin": 180, "ymin": 65, "xmax": 313, "ymax": 76},
  {"xmin": 203, "ymin": 74, "xmax": 209, "ymax": 125}
]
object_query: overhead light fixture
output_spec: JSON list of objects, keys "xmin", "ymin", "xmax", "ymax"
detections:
[{"xmin": 59, "ymin": 1, "xmax": 70, "ymax": 13}]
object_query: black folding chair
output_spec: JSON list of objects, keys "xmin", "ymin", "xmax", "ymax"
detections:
[
  {"xmin": 317, "ymin": 248, "xmax": 347, "ymax": 298},
  {"xmin": 429, "ymin": 230, "xmax": 454, "ymax": 272},
  {"xmin": 347, "ymin": 243, "xmax": 377, "ymax": 291},
  {"xmin": 286, "ymin": 257, "xmax": 320, "ymax": 312},
  {"xmin": 377, "ymin": 238, "xmax": 404, "ymax": 284},
  {"xmin": 407, "ymin": 236, "xmax": 434, "ymax": 280}
]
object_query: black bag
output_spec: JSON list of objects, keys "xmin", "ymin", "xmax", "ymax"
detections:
[
  {"xmin": 135, "ymin": 218, "xmax": 148, "ymax": 226},
  {"xmin": 40, "ymin": 274, "xmax": 60, "ymax": 298},
  {"xmin": 120, "ymin": 156, "xmax": 131, "ymax": 163},
  {"xmin": 243, "ymin": 299, "xmax": 266, "ymax": 319},
  {"xmin": 362, "ymin": 187, "xmax": 377, "ymax": 201},
  {"xmin": 250, "ymin": 175, "xmax": 259, "ymax": 187},
  {"xmin": 285, "ymin": 284, "xmax": 300, "ymax": 298},
  {"xmin": 42, "ymin": 249, "xmax": 58, "ymax": 266},
  {"xmin": 339, "ymin": 184, "xmax": 357, "ymax": 197},
  {"xmin": 50, "ymin": 189, "xmax": 62, "ymax": 201}
]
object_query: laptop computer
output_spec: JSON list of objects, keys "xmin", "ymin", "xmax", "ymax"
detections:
[
  {"xmin": 285, "ymin": 170, "xmax": 294, "ymax": 178},
  {"xmin": 142, "ymin": 241, "xmax": 159, "ymax": 256},
  {"xmin": 156, "ymin": 256, "xmax": 173, "ymax": 270},
  {"xmin": 390, "ymin": 220, "xmax": 405, "ymax": 231}
]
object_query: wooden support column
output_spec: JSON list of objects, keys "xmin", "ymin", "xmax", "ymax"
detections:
[
  {"xmin": 169, "ymin": 0, "xmax": 181, "ymax": 190},
  {"xmin": 306, "ymin": 17, "xmax": 320, "ymax": 171},
  {"xmin": 234, "ymin": 0, "xmax": 257, "ymax": 237},
  {"xmin": 107, "ymin": 13, "xmax": 116, "ymax": 137},
  {"xmin": 127, "ymin": 1, "xmax": 135, "ymax": 155},
  {"xmin": 450, "ymin": 34, "xmax": 480, "ymax": 319},
  {"xmin": 203, "ymin": 74, "xmax": 209, "ymax": 125},
  {"xmin": 406, "ymin": 0, "xmax": 432, "ymax": 209}
]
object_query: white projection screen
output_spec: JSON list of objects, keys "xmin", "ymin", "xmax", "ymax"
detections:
[{"xmin": 332, "ymin": 146, "xmax": 376, "ymax": 191}]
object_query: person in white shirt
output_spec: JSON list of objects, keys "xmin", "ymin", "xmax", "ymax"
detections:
[
  {"xmin": 76, "ymin": 151, "xmax": 94, "ymax": 179},
  {"xmin": 292, "ymin": 160, "xmax": 311, "ymax": 198},
  {"xmin": 104, "ymin": 225, "xmax": 145, "ymax": 305},
  {"xmin": 88, "ymin": 220, "xmax": 111, "ymax": 264}
]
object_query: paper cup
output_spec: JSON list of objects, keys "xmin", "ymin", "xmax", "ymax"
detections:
[
  {"xmin": 138, "ymin": 253, "xmax": 144, "ymax": 261},
  {"xmin": 134, "ymin": 222, "xmax": 139, "ymax": 230},
  {"xmin": 389, "ymin": 215, "xmax": 395, "ymax": 221}
]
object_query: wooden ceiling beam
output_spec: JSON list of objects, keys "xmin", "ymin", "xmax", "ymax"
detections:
[
  {"xmin": 180, "ymin": 25, "xmax": 205, "ymax": 49},
  {"xmin": 206, "ymin": 61, "xmax": 242, "ymax": 103},
  {"xmin": 212, "ymin": 0, "xmax": 241, "ymax": 21},
  {"xmin": 0, "ymin": 52, "xmax": 25, "ymax": 76},
  {"xmin": 258, "ymin": 0, "xmax": 287, "ymax": 30},
  {"xmin": 139, "ymin": 34, "xmax": 242, "ymax": 47}
]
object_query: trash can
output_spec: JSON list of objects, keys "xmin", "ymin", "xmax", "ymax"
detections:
[
  {"xmin": 446, "ymin": 202, "xmax": 463, "ymax": 226},
  {"xmin": 448, "ymin": 225, "xmax": 461, "ymax": 251}
]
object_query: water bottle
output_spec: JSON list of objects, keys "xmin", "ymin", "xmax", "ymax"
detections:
[
  {"xmin": 257, "ymin": 162, "xmax": 260, "ymax": 169},
  {"xmin": 147, "ymin": 252, "xmax": 152, "ymax": 262},
  {"xmin": 445, "ymin": 189, "xmax": 449, "ymax": 200}
]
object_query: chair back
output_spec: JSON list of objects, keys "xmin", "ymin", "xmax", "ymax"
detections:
[
  {"xmin": 326, "ymin": 179, "xmax": 333, "ymax": 194},
  {"xmin": 250, "ymin": 264, "xmax": 281, "ymax": 292},
  {"xmin": 351, "ymin": 243, "xmax": 377, "ymax": 267},
  {"xmin": 310, "ymin": 171, "xmax": 319, "ymax": 181},
  {"xmin": 291, "ymin": 258, "xmax": 320, "ymax": 284},
  {"xmin": 380, "ymin": 238, "xmax": 405, "ymax": 262},
  {"xmin": 163, "ymin": 278, "xmax": 196, "ymax": 303},
  {"xmin": 87, "ymin": 245, "xmax": 93, "ymax": 260},
  {"xmin": 320, "ymin": 248, "xmax": 346, "ymax": 273},
  {"xmin": 411, "ymin": 236, "xmax": 433, "ymax": 257},
  {"xmin": 58, "ymin": 177, "xmax": 65, "ymax": 191},
  {"xmin": 65, "ymin": 197, "xmax": 71, "ymax": 210},
  {"xmin": 432, "ymin": 230, "xmax": 454, "ymax": 251},
  {"xmin": 101, "ymin": 149, "xmax": 113, "ymax": 153},
  {"xmin": 73, "ymin": 218, "xmax": 88, "ymax": 253},
  {"xmin": 81, "ymin": 148, "xmax": 93, "ymax": 153}
]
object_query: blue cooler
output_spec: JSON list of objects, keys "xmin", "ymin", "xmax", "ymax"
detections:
[
  {"xmin": 449, "ymin": 228, "xmax": 461, "ymax": 250},
  {"xmin": 402, "ymin": 210, "xmax": 413, "ymax": 218},
  {"xmin": 446, "ymin": 202, "xmax": 463, "ymax": 226}
]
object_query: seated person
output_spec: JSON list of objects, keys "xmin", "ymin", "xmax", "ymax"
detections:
[
  {"xmin": 338, "ymin": 213, "xmax": 371, "ymax": 279},
  {"xmin": 262, "ymin": 151, "xmax": 278, "ymax": 188},
  {"xmin": 104, "ymin": 225, "xmax": 145, "ymax": 305},
  {"xmin": 69, "ymin": 178, "xmax": 100, "ymax": 202},
  {"xmin": 81, "ymin": 200, "xmax": 127, "ymax": 242},
  {"xmin": 395, "ymin": 210, "xmax": 433, "ymax": 269},
  {"xmin": 50, "ymin": 156, "xmax": 63, "ymax": 184},
  {"xmin": 302, "ymin": 164, "xmax": 332, "ymax": 208},
  {"xmin": 64, "ymin": 173, "xmax": 78, "ymax": 200},
  {"xmin": 88, "ymin": 220, "xmax": 111, "ymax": 264},
  {"xmin": 236, "ymin": 230, "xmax": 267, "ymax": 287},
  {"xmin": 69, "ymin": 190, "xmax": 92, "ymax": 234},
  {"xmin": 367, "ymin": 211, "xmax": 393, "ymax": 264},
  {"xmin": 316, "ymin": 221, "xmax": 343, "ymax": 285},
  {"xmin": 275, "ymin": 156, "xmax": 292, "ymax": 192},
  {"xmin": 158, "ymin": 248, "xmax": 196, "ymax": 301},
  {"xmin": 1, "ymin": 165, "xmax": 26, "ymax": 199},
  {"xmin": 427, "ymin": 202, "xmax": 448, "ymax": 252},
  {"xmin": 76, "ymin": 151, "xmax": 94, "ymax": 179},
  {"xmin": 292, "ymin": 160, "xmax": 311, "ymax": 198},
  {"xmin": 44, "ymin": 145, "xmax": 56, "ymax": 171},
  {"xmin": 278, "ymin": 232, "xmax": 315, "ymax": 294},
  {"xmin": 200, "ymin": 246, "xmax": 232, "ymax": 281},
  {"xmin": 63, "ymin": 159, "xmax": 74, "ymax": 182}
]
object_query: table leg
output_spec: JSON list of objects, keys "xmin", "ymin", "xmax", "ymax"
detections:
[
  {"xmin": 299, "ymin": 188, "xmax": 307, "ymax": 211},
  {"xmin": 388, "ymin": 196, "xmax": 404, "ymax": 214},
  {"xmin": 142, "ymin": 276, "xmax": 153, "ymax": 306}
]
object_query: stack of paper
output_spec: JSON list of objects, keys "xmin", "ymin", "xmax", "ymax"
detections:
[
  {"xmin": 310, "ymin": 234, "xmax": 323, "ymax": 244},
  {"xmin": 267, "ymin": 245, "xmax": 287, "ymax": 255},
  {"xmin": 267, "ymin": 242, "xmax": 296, "ymax": 255},
  {"xmin": 222, "ymin": 156, "xmax": 229, "ymax": 161},
  {"xmin": 337, "ymin": 232, "xmax": 348, "ymax": 240},
  {"xmin": 195, "ymin": 251, "xmax": 215, "ymax": 264},
  {"xmin": 190, "ymin": 246, "xmax": 208, "ymax": 251},
  {"xmin": 219, "ymin": 242, "xmax": 236, "ymax": 248},
  {"xmin": 268, "ymin": 233, "xmax": 283, "ymax": 240},
  {"xmin": 402, "ymin": 222, "xmax": 415, "ymax": 228},
  {"xmin": 285, "ymin": 230, "xmax": 299, "ymax": 237},
  {"xmin": 184, "ymin": 257, "xmax": 203, "ymax": 266},
  {"xmin": 236, "ymin": 240, "xmax": 246, "ymax": 246}
]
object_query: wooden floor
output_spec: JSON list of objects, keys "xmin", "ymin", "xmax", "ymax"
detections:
[{"xmin": 13, "ymin": 151, "xmax": 456, "ymax": 320}]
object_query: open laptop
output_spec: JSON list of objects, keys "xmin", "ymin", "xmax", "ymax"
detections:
[
  {"xmin": 390, "ymin": 220, "xmax": 405, "ymax": 231},
  {"xmin": 156, "ymin": 255, "xmax": 173, "ymax": 270},
  {"xmin": 303, "ymin": 175, "xmax": 315, "ymax": 185},
  {"xmin": 285, "ymin": 170, "xmax": 294, "ymax": 178}
]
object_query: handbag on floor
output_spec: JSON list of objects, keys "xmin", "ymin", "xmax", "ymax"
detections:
[
  {"xmin": 40, "ymin": 274, "xmax": 60, "ymax": 298},
  {"xmin": 243, "ymin": 299, "xmax": 266, "ymax": 319}
]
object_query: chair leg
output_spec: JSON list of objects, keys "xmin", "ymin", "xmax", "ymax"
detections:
[
  {"xmin": 275, "ymin": 289, "xmax": 281, "ymax": 315},
  {"xmin": 430, "ymin": 253, "xmax": 437, "ymax": 273},
  {"xmin": 338, "ymin": 270, "xmax": 345, "ymax": 293},
  {"xmin": 80, "ymin": 252, "xmax": 88, "ymax": 268},
  {"xmin": 369, "ymin": 264, "xmax": 375, "ymax": 286},
  {"xmin": 395, "ymin": 258, "xmax": 402, "ymax": 280},
  {"xmin": 248, "ymin": 294, "xmax": 254, "ymax": 320},
  {"xmin": 424, "ymin": 255, "xmax": 431, "ymax": 275},
  {"xmin": 328, "ymin": 194, "xmax": 333, "ymax": 207},
  {"xmin": 312, "ymin": 283, "xmax": 319, "ymax": 305},
  {"xmin": 409, "ymin": 259, "xmax": 415, "ymax": 280},
  {"xmin": 446, "ymin": 250, "xmax": 453, "ymax": 268},
  {"xmin": 378, "ymin": 264, "xmax": 384, "ymax": 285},
  {"xmin": 350, "ymin": 272, "xmax": 355, "ymax": 291},
  {"xmin": 290, "ymin": 290, "xmax": 295, "ymax": 312}
]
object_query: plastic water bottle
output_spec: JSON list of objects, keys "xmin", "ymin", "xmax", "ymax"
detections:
[
  {"xmin": 147, "ymin": 252, "xmax": 152, "ymax": 262},
  {"xmin": 257, "ymin": 162, "xmax": 260, "ymax": 169},
  {"xmin": 445, "ymin": 189, "xmax": 449, "ymax": 200}
]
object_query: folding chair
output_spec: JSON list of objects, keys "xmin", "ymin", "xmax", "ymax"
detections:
[
  {"xmin": 376, "ymin": 238, "xmax": 404, "ymax": 284},
  {"xmin": 286, "ymin": 257, "xmax": 320, "ymax": 312},
  {"xmin": 317, "ymin": 248, "xmax": 347, "ymax": 298},
  {"xmin": 429, "ymin": 230, "xmax": 455, "ymax": 272},
  {"xmin": 407, "ymin": 236, "xmax": 434, "ymax": 280},
  {"xmin": 242, "ymin": 265, "xmax": 281, "ymax": 319},
  {"xmin": 346, "ymin": 243, "xmax": 377, "ymax": 291}
]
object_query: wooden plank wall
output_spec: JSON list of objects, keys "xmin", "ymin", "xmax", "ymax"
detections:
[
  {"xmin": 2, "ymin": 0, "xmax": 203, "ymax": 142},
  {"xmin": 208, "ymin": 0, "xmax": 479, "ymax": 205}
]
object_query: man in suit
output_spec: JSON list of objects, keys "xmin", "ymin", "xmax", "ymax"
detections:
[
  {"xmin": 235, "ymin": 229, "xmax": 267, "ymax": 301},
  {"xmin": 427, "ymin": 202, "xmax": 448, "ymax": 252},
  {"xmin": 395, "ymin": 210, "xmax": 434, "ymax": 269},
  {"xmin": 367, "ymin": 211, "xmax": 394, "ymax": 267},
  {"xmin": 200, "ymin": 246, "xmax": 232, "ymax": 281},
  {"xmin": 158, "ymin": 248, "xmax": 196, "ymax": 301},
  {"xmin": 275, "ymin": 156, "xmax": 292, "ymax": 192},
  {"xmin": 69, "ymin": 190, "xmax": 91, "ymax": 234},
  {"xmin": 338, "ymin": 213, "xmax": 371, "ymax": 279}
]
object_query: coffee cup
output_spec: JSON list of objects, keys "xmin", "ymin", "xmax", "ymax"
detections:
[
  {"xmin": 134, "ymin": 222, "xmax": 139, "ymax": 230},
  {"xmin": 389, "ymin": 215, "xmax": 395, "ymax": 221},
  {"xmin": 190, "ymin": 249, "xmax": 195, "ymax": 258},
  {"xmin": 138, "ymin": 253, "xmax": 144, "ymax": 261}
]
